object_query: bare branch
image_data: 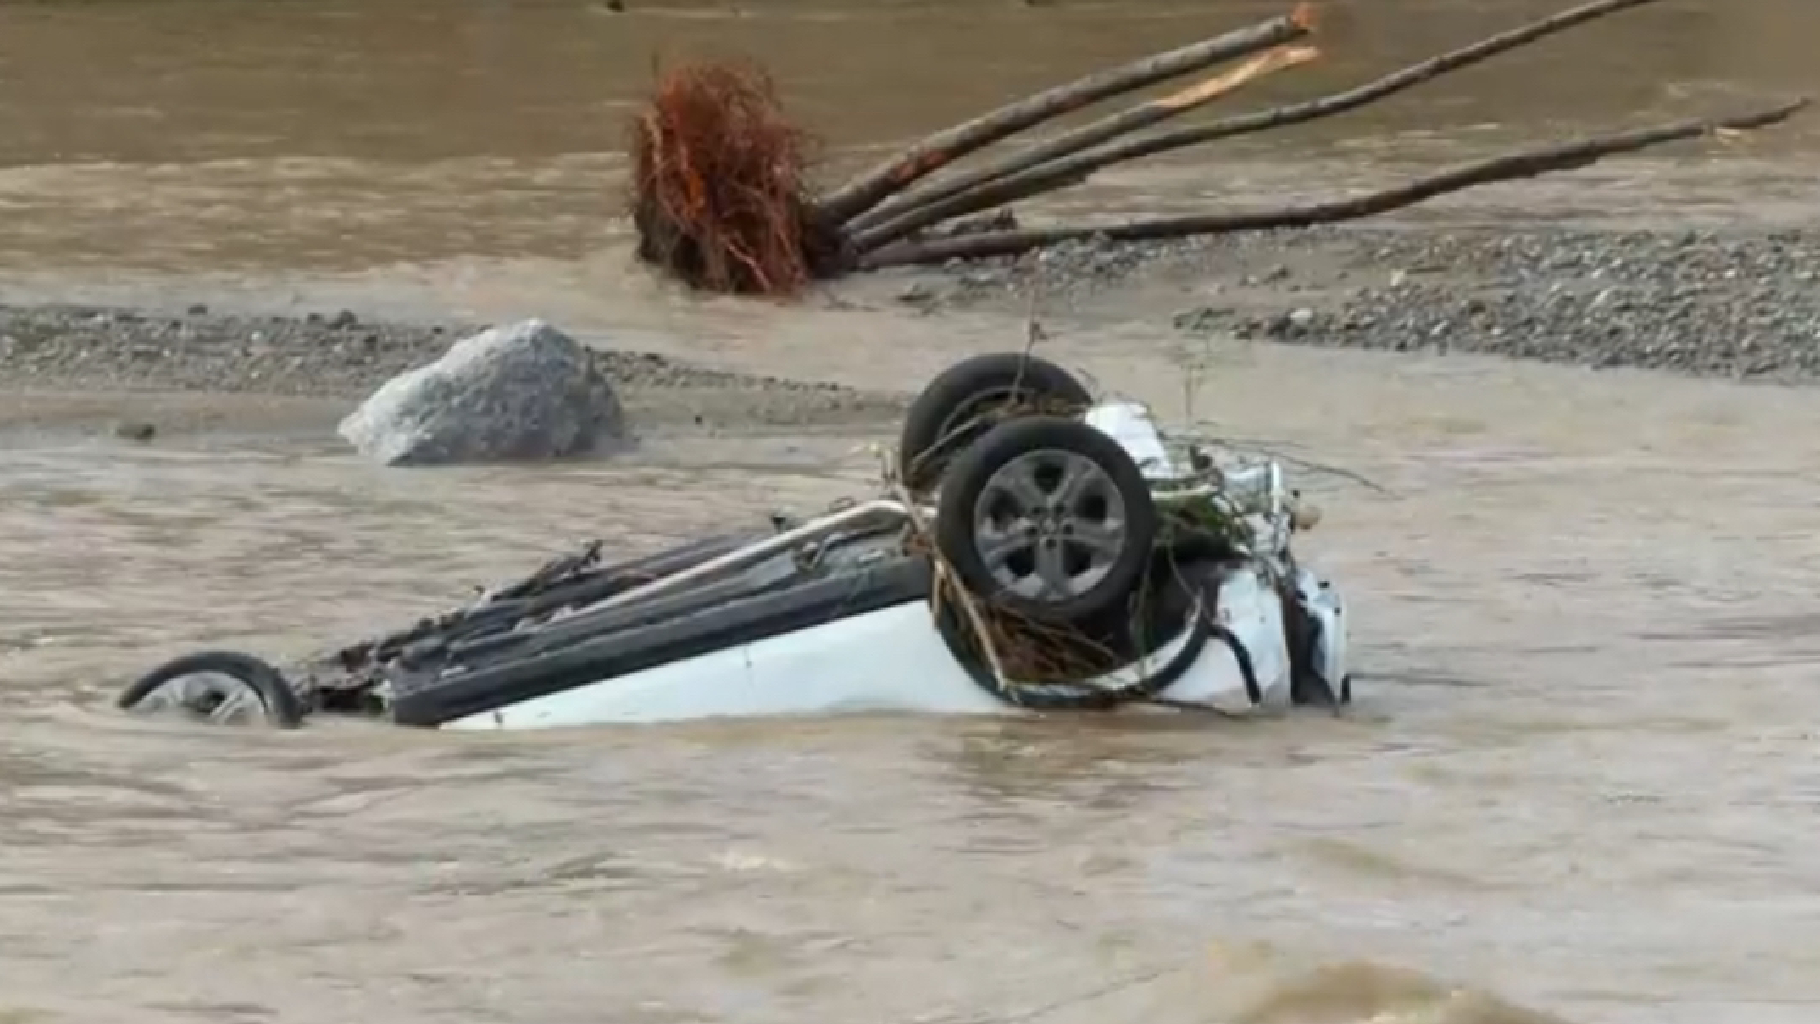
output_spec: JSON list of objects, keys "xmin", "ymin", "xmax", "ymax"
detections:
[{"xmin": 858, "ymin": 100, "xmax": 1810, "ymax": 269}]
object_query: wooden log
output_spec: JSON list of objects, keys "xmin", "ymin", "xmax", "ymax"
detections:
[
  {"xmin": 856, "ymin": 100, "xmax": 1809, "ymax": 269},
  {"xmin": 847, "ymin": 43, "xmax": 1321, "ymax": 242},
  {"xmin": 812, "ymin": 4, "xmax": 1317, "ymax": 227},
  {"xmin": 851, "ymin": 0, "xmax": 1668, "ymax": 253}
]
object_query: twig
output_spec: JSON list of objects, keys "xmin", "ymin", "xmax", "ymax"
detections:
[
  {"xmin": 1020, "ymin": 269, "xmax": 1046, "ymax": 368},
  {"xmin": 1277, "ymin": 454, "xmax": 1394, "ymax": 496},
  {"xmin": 848, "ymin": 43, "xmax": 1321, "ymax": 248},
  {"xmin": 890, "ymin": 480, "xmax": 1018, "ymax": 695},
  {"xmin": 995, "ymin": 964, "xmax": 1177, "ymax": 1024},
  {"xmin": 1176, "ymin": 426, "xmax": 1395, "ymax": 497},
  {"xmin": 813, "ymin": 6, "xmax": 1316, "ymax": 226},
  {"xmin": 849, "ymin": 0, "xmax": 1673, "ymax": 245},
  {"xmin": 1266, "ymin": 451, "xmax": 1394, "ymax": 497},
  {"xmin": 857, "ymin": 99, "xmax": 1810, "ymax": 268}
]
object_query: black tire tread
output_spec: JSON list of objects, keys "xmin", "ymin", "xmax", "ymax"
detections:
[
  {"xmin": 117, "ymin": 649, "xmax": 307, "ymax": 728},
  {"xmin": 897, "ymin": 352, "xmax": 1092, "ymax": 492}
]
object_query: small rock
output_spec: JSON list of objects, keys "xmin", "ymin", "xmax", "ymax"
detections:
[{"xmin": 1172, "ymin": 305, "xmax": 1231, "ymax": 335}]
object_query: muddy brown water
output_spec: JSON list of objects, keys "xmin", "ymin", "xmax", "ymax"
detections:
[{"xmin": 4, "ymin": 2, "xmax": 1820, "ymax": 1022}]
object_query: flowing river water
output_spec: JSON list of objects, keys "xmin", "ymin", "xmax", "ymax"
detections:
[{"xmin": 4, "ymin": 2, "xmax": 1820, "ymax": 1022}]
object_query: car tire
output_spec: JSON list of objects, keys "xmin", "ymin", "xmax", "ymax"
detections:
[
  {"xmin": 897, "ymin": 352, "xmax": 1091, "ymax": 493},
  {"xmin": 117, "ymin": 650, "xmax": 307, "ymax": 728},
  {"xmin": 935, "ymin": 415, "xmax": 1158, "ymax": 626}
]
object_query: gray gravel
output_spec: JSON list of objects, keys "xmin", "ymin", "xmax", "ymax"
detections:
[
  {"xmin": 1227, "ymin": 228, "xmax": 1820, "ymax": 380},
  {"xmin": 0, "ymin": 303, "xmax": 836, "ymax": 396},
  {"xmin": 0, "ymin": 303, "xmax": 906, "ymax": 430},
  {"xmin": 10, "ymin": 224, "xmax": 1820, "ymax": 417},
  {"xmin": 919, "ymin": 225, "xmax": 1820, "ymax": 383}
]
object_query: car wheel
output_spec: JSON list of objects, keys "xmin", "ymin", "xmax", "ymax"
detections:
[
  {"xmin": 117, "ymin": 650, "xmax": 307, "ymax": 728},
  {"xmin": 935, "ymin": 415, "xmax": 1158, "ymax": 626},
  {"xmin": 897, "ymin": 352, "xmax": 1092, "ymax": 493}
]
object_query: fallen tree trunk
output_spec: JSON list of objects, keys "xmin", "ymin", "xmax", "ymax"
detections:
[
  {"xmin": 625, "ymin": 0, "xmax": 1809, "ymax": 297},
  {"xmin": 812, "ymin": 4, "xmax": 1317, "ymax": 227},
  {"xmin": 844, "ymin": 43, "xmax": 1321, "ymax": 237},
  {"xmin": 851, "ymin": 0, "xmax": 1674, "ymax": 254},
  {"xmin": 856, "ymin": 100, "xmax": 1811, "ymax": 269}
]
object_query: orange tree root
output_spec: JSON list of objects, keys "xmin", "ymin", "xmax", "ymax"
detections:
[{"xmin": 628, "ymin": 58, "xmax": 838, "ymax": 297}]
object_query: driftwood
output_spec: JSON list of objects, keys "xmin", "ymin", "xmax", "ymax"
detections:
[
  {"xmin": 857, "ymin": 100, "xmax": 1810, "ymax": 269},
  {"xmin": 813, "ymin": 5, "xmax": 1317, "ymax": 227},
  {"xmin": 626, "ymin": 0, "xmax": 1808, "ymax": 297},
  {"xmin": 846, "ymin": 43, "xmax": 1322, "ymax": 239},
  {"xmin": 849, "ymin": 0, "xmax": 1684, "ymax": 252}
]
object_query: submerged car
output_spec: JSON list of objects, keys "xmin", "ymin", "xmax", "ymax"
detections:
[{"xmin": 118, "ymin": 352, "xmax": 1352, "ymax": 730}]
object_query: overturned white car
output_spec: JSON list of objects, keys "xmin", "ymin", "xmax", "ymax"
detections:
[{"xmin": 118, "ymin": 352, "xmax": 1352, "ymax": 730}]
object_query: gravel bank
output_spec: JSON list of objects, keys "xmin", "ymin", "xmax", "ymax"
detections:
[
  {"xmin": 0, "ymin": 303, "xmax": 906, "ymax": 432},
  {"xmin": 8, "ymin": 223, "xmax": 1820, "ymax": 439},
  {"xmin": 916, "ymin": 225, "xmax": 1820, "ymax": 383}
]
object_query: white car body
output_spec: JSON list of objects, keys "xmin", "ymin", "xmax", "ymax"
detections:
[
  {"xmin": 446, "ymin": 401, "xmax": 1350, "ymax": 730},
  {"xmin": 120, "ymin": 397, "xmax": 1352, "ymax": 731}
]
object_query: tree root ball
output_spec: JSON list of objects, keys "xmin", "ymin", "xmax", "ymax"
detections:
[{"xmin": 628, "ymin": 58, "xmax": 841, "ymax": 297}]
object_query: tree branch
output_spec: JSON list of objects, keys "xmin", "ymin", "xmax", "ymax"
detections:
[
  {"xmin": 812, "ymin": 4, "xmax": 1316, "ymax": 227},
  {"xmin": 847, "ymin": 43, "xmax": 1321, "ymax": 246},
  {"xmin": 853, "ymin": 0, "xmax": 1670, "ymax": 252},
  {"xmin": 858, "ymin": 100, "xmax": 1810, "ymax": 269}
]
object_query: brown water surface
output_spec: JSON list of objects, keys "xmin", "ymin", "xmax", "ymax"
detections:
[{"xmin": 2, "ymin": 2, "xmax": 1820, "ymax": 1022}]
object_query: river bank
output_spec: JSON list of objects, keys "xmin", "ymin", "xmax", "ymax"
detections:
[
  {"xmin": 911, "ymin": 222, "xmax": 1820, "ymax": 383},
  {"xmin": 7, "ymin": 222, "xmax": 1818, "ymax": 440},
  {"xmin": 0, "ymin": 302, "xmax": 907, "ymax": 439}
]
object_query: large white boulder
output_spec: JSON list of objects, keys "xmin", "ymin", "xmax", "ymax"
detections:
[{"xmin": 339, "ymin": 319, "xmax": 628, "ymax": 466}]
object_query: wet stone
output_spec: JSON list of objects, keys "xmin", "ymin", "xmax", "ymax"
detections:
[{"xmin": 338, "ymin": 319, "xmax": 630, "ymax": 467}]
